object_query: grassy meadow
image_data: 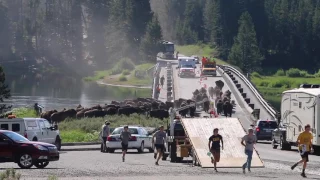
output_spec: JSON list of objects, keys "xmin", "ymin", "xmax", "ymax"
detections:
[
  {"xmin": 251, "ymin": 68, "xmax": 320, "ymax": 110},
  {"xmin": 84, "ymin": 58, "xmax": 154, "ymax": 86}
]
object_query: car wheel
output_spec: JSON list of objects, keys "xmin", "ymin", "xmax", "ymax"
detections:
[
  {"xmin": 34, "ymin": 161, "xmax": 49, "ymax": 169},
  {"xmin": 148, "ymin": 148, "xmax": 154, "ymax": 153},
  {"xmin": 108, "ymin": 149, "xmax": 115, "ymax": 153},
  {"xmin": 18, "ymin": 154, "xmax": 33, "ymax": 169},
  {"xmin": 138, "ymin": 142, "xmax": 144, "ymax": 153},
  {"xmin": 55, "ymin": 137, "xmax": 61, "ymax": 151},
  {"xmin": 272, "ymin": 139, "xmax": 278, "ymax": 149}
]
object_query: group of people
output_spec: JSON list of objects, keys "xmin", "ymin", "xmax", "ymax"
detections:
[
  {"xmin": 101, "ymin": 119, "xmax": 314, "ymax": 177},
  {"xmin": 209, "ymin": 124, "xmax": 313, "ymax": 178}
]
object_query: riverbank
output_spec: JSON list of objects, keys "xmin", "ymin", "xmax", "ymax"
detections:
[
  {"xmin": 10, "ymin": 108, "xmax": 164, "ymax": 143},
  {"xmin": 83, "ymin": 58, "xmax": 154, "ymax": 87}
]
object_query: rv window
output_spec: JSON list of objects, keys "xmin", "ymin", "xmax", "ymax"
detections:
[
  {"xmin": 27, "ymin": 121, "xmax": 37, "ymax": 127},
  {"xmin": 0, "ymin": 124, "xmax": 8, "ymax": 130},
  {"xmin": 12, "ymin": 124, "xmax": 20, "ymax": 132}
]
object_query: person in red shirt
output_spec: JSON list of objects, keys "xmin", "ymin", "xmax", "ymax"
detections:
[
  {"xmin": 209, "ymin": 108, "xmax": 218, "ymax": 118},
  {"xmin": 202, "ymin": 56, "xmax": 206, "ymax": 64}
]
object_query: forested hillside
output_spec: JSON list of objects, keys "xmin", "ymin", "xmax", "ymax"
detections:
[
  {"xmin": 0, "ymin": 0, "xmax": 162, "ymax": 76},
  {"xmin": 1, "ymin": 0, "xmax": 320, "ymax": 77},
  {"xmin": 151, "ymin": 0, "xmax": 320, "ymax": 73}
]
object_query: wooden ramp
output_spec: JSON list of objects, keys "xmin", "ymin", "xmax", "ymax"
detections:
[{"xmin": 181, "ymin": 118, "xmax": 264, "ymax": 168}]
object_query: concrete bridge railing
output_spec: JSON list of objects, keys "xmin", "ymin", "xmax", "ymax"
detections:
[
  {"xmin": 220, "ymin": 65, "xmax": 279, "ymax": 120},
  {"xmin": 152, "ymin": 63, "xmax": 160, "ymax": 99}
]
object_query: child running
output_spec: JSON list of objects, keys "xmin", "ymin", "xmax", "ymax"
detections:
[
  {"xmin": 208, "ymin": 128, "xmax": 224, "ymax": 172},
  {"xmin": 120, "ymin": 126, "xmax": 131, "ymax": 162}
]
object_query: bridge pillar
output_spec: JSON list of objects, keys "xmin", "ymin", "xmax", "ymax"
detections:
[
  {"xmin": 245, "ymin": 98, "xmax": 250, "ymax": 104},
  {"xmin": 238, "ymin": 88, "xmax": 243, "ymax": 93},
  {"xmin": 233, "ymin": 80, "xmax": 238, "ymax": 84},
  {"xmin": 231, "ymin": 77, "xmax": 236, "ymax": 81},
  {"xmin": 249, "ymin": 104, "xmax": 255, "ymax": 109},
  {"xmin": 236, "ymin": 84, "xmax": 241, "ymax": 88},
  {"xmin": 252, "ymin": 109, "xmax": 260, "ymax": 119},
  {"xmin": 241, "ymin": 93, "xmax": 247, "ymax": 98},
  {"xmin": 229, "ymin": 74, "xmax": 234, "ymax": 78}
]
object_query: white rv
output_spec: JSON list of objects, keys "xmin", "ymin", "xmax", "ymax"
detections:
[{"xmin": 280, "ymin": 87, "xmax": 320, "ymax": 152}]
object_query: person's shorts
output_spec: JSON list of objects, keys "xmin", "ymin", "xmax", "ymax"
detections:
[
  {"xmin": 210, "ymin": 148, "xmax": 221, "ymax": 161},
  {"xmin": 155, "ymin": 144, "xmax": 165, "ymax": 152},
  {"xmin": 121, "ymin": 142, "xmax": 128, "ymax": 151},
  {"xmin": 300, "ymin": 151, "xmax": 309, "ymax": 162}
]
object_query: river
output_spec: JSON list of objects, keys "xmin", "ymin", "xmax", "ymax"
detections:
[{"xmin": 4, "ymin": 74, "xmax": 151, "ymax": 111}]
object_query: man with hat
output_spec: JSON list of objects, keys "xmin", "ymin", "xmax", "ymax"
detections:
[
  {"xmin": 241, "ymin": 127, "xmax": 257, "ymax": 174},
  {"xmin": 101, "ymin": 121, "xmax": 110, "ymax": 152},
  {"xmin": 152, "ymin": 125, "xmax": 167, "ymax": 165}
]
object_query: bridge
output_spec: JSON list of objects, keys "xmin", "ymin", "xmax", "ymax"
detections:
[{"xmin": 152, "ymin": 54, "xmax": 280, "ymax": 168}]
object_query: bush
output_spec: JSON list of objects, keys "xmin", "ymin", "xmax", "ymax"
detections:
[
  {"xmin": 314, "ymin": 70, "xmax": 320, "ymax": 77},
  {"xmin": 110, "ymin": 58, "xmax": 135, "ymax": 75},
  {"xmin": 122, "ymin": 69, "xmax": 131, "ymax": 75},
  {"xmin": 268, "ymin": 79, "xmax": 292, "ymax": 88},
  {"xmin": 286, "ymin": 68, "xmax": 301, "ymax": 77},
  {"xmin": 251, "ymin": 72, "xmax": 261, "ymax": 78},
  {"xmin": 274, "ymin": 69, "xmax": 285, "ymax": 76},
  {"xmin": 0, "ymin": 169, "xmax": 21, "ymax": 180},
  {"xmin": 12, "ymin": 108, "xmax": 37, "ymax": 118},
  {"xmin": 119, "ymin": 75, "xmax": 127, "ymax": 81},
  {"xmin": 257, "ymin": 81, "xmax": 269, "ymax": 87}
]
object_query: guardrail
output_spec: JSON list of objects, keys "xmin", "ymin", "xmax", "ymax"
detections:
[{"xmin": 220, "ymin": 65, "xmax": 278, "ymax": 119}]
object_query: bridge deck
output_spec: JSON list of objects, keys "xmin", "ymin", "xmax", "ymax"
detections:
[{"xmin": 180, "ymin": 118, "xmax": 264, "ymax": 168}]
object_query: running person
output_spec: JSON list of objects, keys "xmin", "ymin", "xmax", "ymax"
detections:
[
  {"xmin": 120, "ymin": 126, "xmax": 131, "ymax": 162},
  {"xmin": 291, "ymin": 124, "xmax": 313, "ymax": 178},
  {"xmin": 208, "ymin": 128, "xmax": 223, "ymax": 172},
  {"xmin": 152, "ymin": 125, "xmax": 167, "ymax": 165},
  {"xmin": 160, "ymin": 75, "xmax": 165, "ymax": 87},
  {"xmin": 241, "ymin": 128, "xmax": 257, "ymax": 173}
]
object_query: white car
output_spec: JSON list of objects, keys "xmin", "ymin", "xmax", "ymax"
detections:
[
  {"xmin": 0, "ymin": 118, "xmax": 61, "ymax": 150},
  {"xmin": 106, "ymin": 126, "xmax": 153, "ymax": 153}
]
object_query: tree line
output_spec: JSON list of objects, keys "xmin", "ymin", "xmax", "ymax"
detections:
[
  {"xmin": 0, "ymin": 0, "xmax": 163, "ymax": 75},
  {"xmin": 151, "ymin": 0, "xmax": 320, "ymax": 73}
]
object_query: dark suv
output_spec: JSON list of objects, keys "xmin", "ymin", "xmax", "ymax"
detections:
[
  {"xmin": 0, "ymin": 130, "xmax": 59, "ymax": 169},
  {"xmin": 254, "ymin": 120, "xmax": 278, "ymax": 141}
]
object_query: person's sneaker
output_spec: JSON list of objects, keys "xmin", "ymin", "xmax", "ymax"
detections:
[
  {"xmin": 122, "ymin": 157, "xmax": 125, "ymax": 162},
  {"xmin": 248, "ymin": 169, "xmax": 251, "ymax": 172},
  {"xmin": 155, "ymin": 161, "xmax": 159, "ymax": 166},
  {"xmin": 154, "ymin": 153, "xmax": 157, "ymax": 159},
  {"xmin": 291, "ymin": 164, "xmax": 297, "ymax": 170},
  {"xmin": 301, "ymin": 173, "xmax": 306, "ymax": 178},
  {"xmin": 214, "ymin": 168, "xmax": 218, "ymax": 172},
  {"xmin": 211, "ymin": 157, "xmax": 214, "ymax": 164},
  {"xmin": 242, "ymin": 168, "xmax": 246, "ymax": 174}
]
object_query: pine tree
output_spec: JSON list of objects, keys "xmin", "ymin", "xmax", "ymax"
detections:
[
  {"xmin": 0, "ymin": 2, "xmax": 12, "ymax": 61},
  {"xmin": 228, "ymin": 11, "xmax": 263, "ymax": 73},
  {"xmin": 140, "ymin": 15, "xmax": 163, "ymax": 61},
  {"xmin": 0, "ymin": 66, "xmax": 11, "ymax": 113}
]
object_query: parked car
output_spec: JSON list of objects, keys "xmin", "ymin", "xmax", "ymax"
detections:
[
  {"xmin": 271, "ymin": 125, "xmax": 287, "ymax": 149},
  {"xmin": 253, "ymin": 120, "xmax": 278, "ymax": 141},
  {"xmin": 0, "ymin": 118, "xmax": 61, "ymax": 150},
  {"xmin": 106, "ymin": 126, "xmax": 153, "ymax": 153},
  {"xmin": 0, "ymin": 130, "xmax": 59, "ymax": 169}
]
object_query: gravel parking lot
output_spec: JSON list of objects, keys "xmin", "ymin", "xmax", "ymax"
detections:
[{"xmin": 1, "ymin": 148, "xmax": 320, "ymax": 180}]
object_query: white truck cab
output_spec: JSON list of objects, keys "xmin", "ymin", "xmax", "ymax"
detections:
[{"xmin": 0, "ymin": 118, "xmax": 61, "ymax": 150}]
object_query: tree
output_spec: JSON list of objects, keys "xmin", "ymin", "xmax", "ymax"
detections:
[
  {"xmin": 0, "ymin": 2, "xmax": 12, "ymax": 61},
  {"xmin": 140, "ymin": 15, "xmax": 163, "ymax": 61},
  {"xmin": 0, "ymin": 66, "xmax": 11, "ymax": 113},
  {"xmin": 228, "ymin": 11, "xmax": 263, "ymax": 73}
]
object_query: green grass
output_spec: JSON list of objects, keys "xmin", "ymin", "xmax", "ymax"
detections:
[
  {"xmin": 176, "ymin": 44, "xmax": 229, "ymax": 65},
  {"xmin": 59, "ymin": 114, "xmax": 167, "ymax": 142},
  {"xmin": 83, "ymin": 70, "xmax": 110, "ymax": 82},
  {"xmin": 11, "ymin": 108, "xmax": 38, "ymax": 118},
  {"xmin": 251, "ymin": 69, "xmax": 320, "ymax": 111}
]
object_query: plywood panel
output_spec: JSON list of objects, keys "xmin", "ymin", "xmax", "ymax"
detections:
[{"xmin": 181, "ymin": 118, "xmax": 264, "ymax": 168}]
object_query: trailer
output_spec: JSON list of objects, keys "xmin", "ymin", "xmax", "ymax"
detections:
[
  {"xmin": 167, "ymin": 99, "xmax": 264, "ymax": 168},
  {"xmin": 201, "ymin": 58, "xmax": 217, "ymax": 77},
  {"xmin": 275, "ymin": 86, "xmax": 320, "ymax": 154}
]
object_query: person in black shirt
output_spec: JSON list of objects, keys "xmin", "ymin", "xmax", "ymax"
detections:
[{"xmin": 208, "ymin": 128, "xmax": 224, "ymax": 172}]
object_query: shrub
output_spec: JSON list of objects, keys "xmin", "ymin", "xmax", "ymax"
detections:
[
  {"xmin": 119, "ymin": 75, "xmax": 127, "ymax": 81},
  {"xmin": 122, "ymin": 69, "xmax": 131, "ymax": 75},
  {"xmin": 268, "ymin": 79, "xmax": 292, "ymax": 88},
  {"xmin": 285, "ymin": 68, "xmax": 313, "ymax": 78},
  {"xmin": 274, "ymin": 69, "xmax": 285, "ymax": 76},
  {"xmin": 48, "ymin": 175, "xmax": 58, "ymax": 180},
  {"xmin": 314, "ymin": 70, "xmax": 320, "ymax": 77},
  {"xmin": 0, "ymin": 169, "xmax": 21, "ymax": 180},
  {"xmin": 251, "ymin": 72, "xmax": 261, "ymax": 78},
  {"xmin": 110, "ymin": 58, "xmax": 135, "ymax": 75},
  {"xmin": 258, "ymin": 81, "xmax": 269, "ymax": 87}
]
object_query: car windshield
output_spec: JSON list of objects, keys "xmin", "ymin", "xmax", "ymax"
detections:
[
  {"xmin": 112, "ymin": 128, "xmax": 139, "ymax": 135},
  {"xmin": 3, "ymin": 131, "xmax": 29, "ymax": 142},
  {"xmin": 204, "ymin": 64, "xmax": 216, "ymax": 68},
  {"xmin": 182, "ymin": 64, "xmax": 193, "ymax": 68},
  {"xmin": 259, "ymin": 121, "xmax": 277, "ymax": 129}
]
